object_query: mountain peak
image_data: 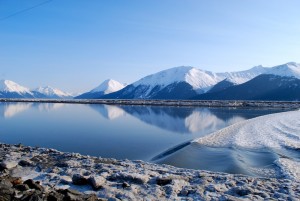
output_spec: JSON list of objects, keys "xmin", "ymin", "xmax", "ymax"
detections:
[
  {"xmin": 34, "ymin": 86, "xmax": 72, "ymax": 98},
  {"xmin": 266, "ymin": 62, "xmax": 300, "ymax": 79},
  {"xmin": 285, "ymin": 62, "xmax": 299, "ymax": 66},
  {"xmin": 0, "ymin": 79, "xmax": 32, "ymax": 94},
  {"xmin": 133, "ymin": 66, "xmax": 217, "ymax": 90},
  {"xmin": 90, "ymin": 79, "xmax": 125, "ymax": 94}
]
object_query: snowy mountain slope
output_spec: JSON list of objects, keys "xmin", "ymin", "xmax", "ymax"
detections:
[
  {"xmin": 207, "ymin": 79, "xmax": 236, "ymax": 93},
  {"xmin": 194, "ymin": 74, "xmax": 300, "ymax": 101},
  {"xmin": 216, "ymin": 65, "xmax": 268, "ymax": 84},
  {"xmin": 75, "ymin": 79, "xmax": 125, "ymax": 99},
  {"xmin": 265, "ymin": 62, "xmax": 300, "ymax": 79},
  {"xmin": 32, "ymin": 86, "xmax": 73, "ymax": 99},
  {"xmin": 0, "ymin": 80, "xmax": 34, "ymax": 98},
  {"xmin": 133, "ymin": 66, "xmax": 220, "ymax": 93},
  {"xmin": 91, "ymin": 79, "xmax": 125, "ymax": 94},
  {"xmin": 103, "ymin": 67, "xmax": 221, "ymax": 99},
  {"xmin": 102, "ymin": 65, "xmax": 267, "ymax": 99}
]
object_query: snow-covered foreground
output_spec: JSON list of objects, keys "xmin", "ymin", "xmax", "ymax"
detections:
[
  {"xmin": 0, "ymin": 143, "xmax": 299, "ymax": 200},
  {"xmin": 195, "ymin": 110, "xmax": 300, "ymax": 181}
]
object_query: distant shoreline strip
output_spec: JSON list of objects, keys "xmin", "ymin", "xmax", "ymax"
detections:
[{"xmin": 0, "ymin": 98, "xmax": 300, "ymax": 109}]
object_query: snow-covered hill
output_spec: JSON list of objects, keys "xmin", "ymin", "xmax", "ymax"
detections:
[
  {"xmin": 0, "ymin": 80, "xmax": 34, "ymax": 98},
  {"xmin": 102, "ymin": 62, "xmax": 300, "ymax": 100},
  {"xmin": 75, "ymin": 79, "xmax": 125, "ymax": 99},
  {"xmin": 265, "ymin": 62, "xmax": 300, "ymax": 79},
  {"xmin": 1, "ymin": 62, "xmax": 299, "ymax": 100},
  {"xmin": 217, "ymin": 65, "xmax": 268, "ymax": 84},
  {"xmin": 103, "ymin": 65, "xmax": 266, "ymax": 99},
  {"xmin": 91, "ymin": 79, "xmax": 125, "ymax": 94},
  {"xmin": 194, "ymin": 74, "xmax": 300, "ymax": 101},
  {"xmin": 32, "ymin": 86, "xmax": 73, "ymax": 99}
]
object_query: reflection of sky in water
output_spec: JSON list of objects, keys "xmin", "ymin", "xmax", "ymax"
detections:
[{"xmin": 0, "ymin": 103, "xmax": 285, "ymax": 164}]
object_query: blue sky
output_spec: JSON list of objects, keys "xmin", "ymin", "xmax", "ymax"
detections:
[{"xmin": 1, "ymin": 0, "xmax": 300, "ymax": 93}]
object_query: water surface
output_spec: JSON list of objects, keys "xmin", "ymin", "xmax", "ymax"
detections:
[{"xmin": 0, "ymin": 102, "xmax": 285, "ymax": 174}]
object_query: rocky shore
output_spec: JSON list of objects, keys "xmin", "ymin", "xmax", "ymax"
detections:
[
  {"xmin": 1, "ymin": 98, "xmax": 300, "ymax": 109},
  {"xmin": 0, "ymin": 143, "xmax": 299, "ymax": 200}
]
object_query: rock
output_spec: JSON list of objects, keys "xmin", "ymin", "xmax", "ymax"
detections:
[
  {"xmin": 26, "ymin": 194, "xmax": 44, "ymax": 201},
  {"xmin": 0, "ymin": 179, "xmax": 13, "ymax": 188},
  {"xmin": 122, "ymin": 182, "xmax": 130, "ymax": 188},
  {"xmin": 72, "ymin": 174, "xmax": 88, "ymax": 185},
  {"xmin": 0, "ymin": 161, "xmax": 18, "ymax": 170},
  {"xmin": 109, "ymin": 172, "xmax": 149, "ymax": 184},
  {"xmin": 11, "ymin": 177, "xmax": 23, "ymax": 185},
  {"xmin": 83, "ymin": 194, "xmax": 99, "ymax": 201},
  {"xmin": 24, "ymin": 179, "xmax": 44, "ymax": 191},
  {"xmin": 89, "ymin": 175, "xmax": 106, "ymax": 190},
  {"xmin": 179, "ymin": 189, "xmax": 189, "ymax": 196},
  {"xmin": 0, "ymin": 180, "xmax": 14, "ymax": 201},
  {"xmin": 157, "ymin": 177, "xmax": 172, "ymax": 186},
  {"xmin": 58, "ymin": 188, "xmax": 83, "ymax": 196},
  {"xmin": 232, "ymin": 186, "xmax": 253, "ymax": 196},
  {"xmin": 15, "ymin": 183, "xmax": 30, "ymax": 191},
  {"xmin": 58, "ymin": 189, "xmax": 85, "ymax": 201},
  {"xmin": 19, "ymin": 159, "xmax": 33, "ymax": 166},
  {"xmin": 47, "ymin": 192, "xmax": 64, "ymax": 201},
  {"xmin": 60, "ymin": 176, "xmax": 72, "ymax": 184}
]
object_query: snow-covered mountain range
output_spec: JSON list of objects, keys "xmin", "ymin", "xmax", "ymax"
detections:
[
  {"xmin": 0, "ymin": 80, "xmax": 34, "ymax": 98},
  {"xmin": 32, "ymin": 86, "xmax": 73, "ymax": 99},
  {"xmin": 103, "ymin": 62, "xmax": 300, "ymax": 100},
  {"xmin": 1, "ymin": 62, "xmax": 300, "ymax": 100},
  {"xmin": 0, "ymin": 80, "xmax": 73, "ymax": 99},
  {"xmin": 75, "ymin": 79, "xmax": 126, "ymax": 99}
]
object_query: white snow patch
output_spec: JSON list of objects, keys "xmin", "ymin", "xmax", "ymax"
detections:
[
  {"xmin": 35, "ymin": 86, "xmax": 72, "ymax": 98},
  {"xmin": 90, "ymin": 79, "xmax": 125, "ymax": 94},
  {"xmin": 0, "ymin": 80, "xmax": 33, "ymax": 95},
  {"xmin": 195, "ymin": 110, "xmax": 300, "ymax": 180},
  {"xmin": 132, "ymin": 65, "xmax": 267, "ymax": 95},
  {"xmin": 265, "ymin": 62, "xmax": 300, "ymax": 79}
]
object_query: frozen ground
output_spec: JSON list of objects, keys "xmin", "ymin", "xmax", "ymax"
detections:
[{"xmin": 0, "ymin": 143, "xmax": 299, "ymax": 200}]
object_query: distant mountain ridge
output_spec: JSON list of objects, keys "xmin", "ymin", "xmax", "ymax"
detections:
[
  {"xmin": 1, "ymin": 62, "xmax": 300, "ymax": 100},
  {"xmin": 101, "ymin": 65, "xmax": 268, "ymax": 99},
  {"xmin": 32, "ymin": 86, "xmax": 73, "ymax": 99},
  {"xmin": 102, "ymin": 62, "xmax": 300, "ymax": 100},
  {"xmin": 75, "ymin": 79, "xmax": 125, "ymax": 99},
  {"xmin": 0, "ymin": 80, "xmax": 34, "ymax": 98},
  {"xmin": 194, "ymin": 74, "xmax": 300, "ymax": 101},
  {"xmin": 0, "ymin": 80, "xmax": 72, "ymax": 99}
]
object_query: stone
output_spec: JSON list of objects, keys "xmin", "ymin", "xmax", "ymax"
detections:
[
  {"xmin": 89, "ymin": 175, "xmax": 106, "ymax": 190},
  {"xmin": 0, "ymin": 180, "xmax": 14, "ymax": 201},
  {"xmin": 11, "ymin": 177, "xmax": 23, "ymax": 185},
  {"xmin": 232, "ymin": 186, "xmax": 253, "ymax": 196},
  {"xmin": 156, "ymin": 177, "xmax": 172, "ymax": 186},
  {"xmin": 60, "ymin": 176, "xmax": 73, "ymax": 184},
  {"xmin": 72, "ymin": 174, "xmax": 88, "ymax": 185},
  {"xmin": 15, "ymin": 183, "xmax": 30, "ymax": 191},
  {"xmin": 0, "ymin": 161, "xmax": 18, "ymax": 170},
  {"xmin": 19, "ymin": 159, "xmax": 33, "ymax": 167},
  {"xmin": 122, "ymin": 182, "xmax": 130, "ymax": 188},
  {"xmin": 24, "ymin": 179, "xmax": 44, "ymax": 191}
]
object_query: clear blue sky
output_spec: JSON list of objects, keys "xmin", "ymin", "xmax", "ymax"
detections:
[{"xmin": 1, "ymin": 0, "xmax": 300, "ymax": 93}]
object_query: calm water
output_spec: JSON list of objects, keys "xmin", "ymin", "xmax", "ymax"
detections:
[{"xmin": 0, "ymin": 102, "xmax": 286, "ymax": 174}]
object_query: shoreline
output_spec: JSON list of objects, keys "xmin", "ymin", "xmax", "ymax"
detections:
[
  {"xmin": 0, "ymin": 143, "xmax": 299, "ymax": 200},
  {"xmin": 1, "ymin": 98, "xmax": 300, "ymax": 109}
]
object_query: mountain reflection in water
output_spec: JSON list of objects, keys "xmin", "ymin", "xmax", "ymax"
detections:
[
  {"xmin": 89, "ymin": 104, "xmax": 284, "ymax": 134},
  {"xmin": 0, "ymin": 102, "xmax": 285, "ymax": 166}
]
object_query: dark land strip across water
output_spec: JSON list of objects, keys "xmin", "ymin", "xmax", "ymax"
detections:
[{"xmin": 1, "ymin": 98, "xmax": 300, "ymax": 108}]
